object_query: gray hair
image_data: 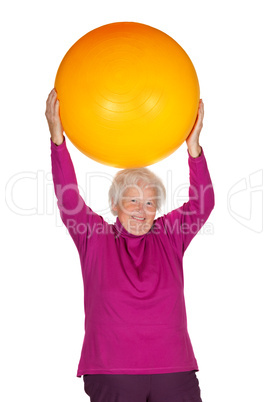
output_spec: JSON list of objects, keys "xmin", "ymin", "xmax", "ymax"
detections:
[{"xmin": 108, "ymin": 167, "xmax": 166, "ymax": 216}]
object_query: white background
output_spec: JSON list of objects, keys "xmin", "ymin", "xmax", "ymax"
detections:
[{"xmin": 1, "ymin": 0, "xmax": 267, "ymax": 401}]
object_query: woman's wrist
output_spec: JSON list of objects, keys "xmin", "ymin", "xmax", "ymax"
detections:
[
  {"xmin": 51, "ymin": 135, "xmax": 64, "ymax": 146},
  {"xmin": 187, "ymin": 143, "xmax": 202, "ymax": 158}
]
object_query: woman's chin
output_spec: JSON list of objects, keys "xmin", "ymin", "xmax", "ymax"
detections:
[{"xmin": 126, "ymin": 220, "xmax": 152, "ymax": 235}]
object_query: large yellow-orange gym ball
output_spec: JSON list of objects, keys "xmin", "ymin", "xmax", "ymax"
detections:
[{"xmin": 55, "ymin": 22, "xmax": 200, "ymax": 168}]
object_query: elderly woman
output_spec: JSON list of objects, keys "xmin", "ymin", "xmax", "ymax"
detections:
[{"xmin": 45, "ymin": 88, "xmax": 214, "ymax": 402}]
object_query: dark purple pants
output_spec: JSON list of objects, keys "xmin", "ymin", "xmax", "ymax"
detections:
[{"xmin": 83, "ymin": 370, "xmax": 202, "ymax": 402}]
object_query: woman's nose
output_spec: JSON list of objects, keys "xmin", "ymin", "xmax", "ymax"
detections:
[{"xmin": 135, "ymin": 201, "xmax": 143, "ymax": 211}]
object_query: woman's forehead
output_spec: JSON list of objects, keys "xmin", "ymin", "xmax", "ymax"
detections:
[{"xmin": 122, "ymin": 183, "xmax": 157, "ymax": 197}]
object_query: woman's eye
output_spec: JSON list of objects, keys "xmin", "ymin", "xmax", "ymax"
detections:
[{"xmin": 131, "ymin": 199, "xmax": 137, "ymax": 202}]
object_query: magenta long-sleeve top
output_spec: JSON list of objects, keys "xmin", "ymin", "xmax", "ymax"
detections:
[{"xmin": 50, "ymin": 136, "xmax": 215, "ymax": 376}]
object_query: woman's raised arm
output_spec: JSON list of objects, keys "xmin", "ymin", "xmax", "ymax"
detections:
[
  {"xmin": 45, "ymin": 89, "xmax": 104, "ymax": 256},
  {"xmin": 160, "ymin": 99, "xmax": 215, "ymax": 254}
]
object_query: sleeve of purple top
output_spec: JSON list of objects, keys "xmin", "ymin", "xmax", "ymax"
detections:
[
  {"xmin": 50, "ymin": 136, "xmax": 104, "ymax": 255},
  {"xmin": 163, "ymin": 147, "xmax": 215, "ymax": 255}
]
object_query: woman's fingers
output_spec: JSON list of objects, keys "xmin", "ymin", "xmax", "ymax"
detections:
[
  {"xmin": 45, "ymin": 89, "xmax": 64, "ymax": 139},
  {"xmin": 198, "ymin": 99, "xmax": 204, "ymax": 115},
  {"xmin": 46, "ymin": 89, "xmax": 58, "ymax": 118},
  {"xmin": 196, "ymin": 99, "xmax": 204, "ymax": 127},
  {"xmin": 55, "ymin": 98, "xmax": 60, "ymax": 115}
]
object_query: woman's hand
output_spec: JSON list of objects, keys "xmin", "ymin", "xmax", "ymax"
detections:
[
  {"xmin": 186, "ymin": 99, "xmax": 204, "ymax": 158},
  {"xmin": 45, "ymin": 89, "xmax": 64, "ymax": 145}
]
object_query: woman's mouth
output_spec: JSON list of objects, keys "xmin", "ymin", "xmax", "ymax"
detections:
[{"xmin": 131, "ymin": 216, "xmax": 145, "ymax": 221}]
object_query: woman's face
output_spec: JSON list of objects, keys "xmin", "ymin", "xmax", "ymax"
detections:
[{"xmin": 112, "ymin": 181, "xmax": 157, "ymax": 235}]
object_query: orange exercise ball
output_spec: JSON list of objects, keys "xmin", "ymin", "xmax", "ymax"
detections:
[{"xmin": 55, "ymin": 22, "xmax": 200, "ymax": 168}]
